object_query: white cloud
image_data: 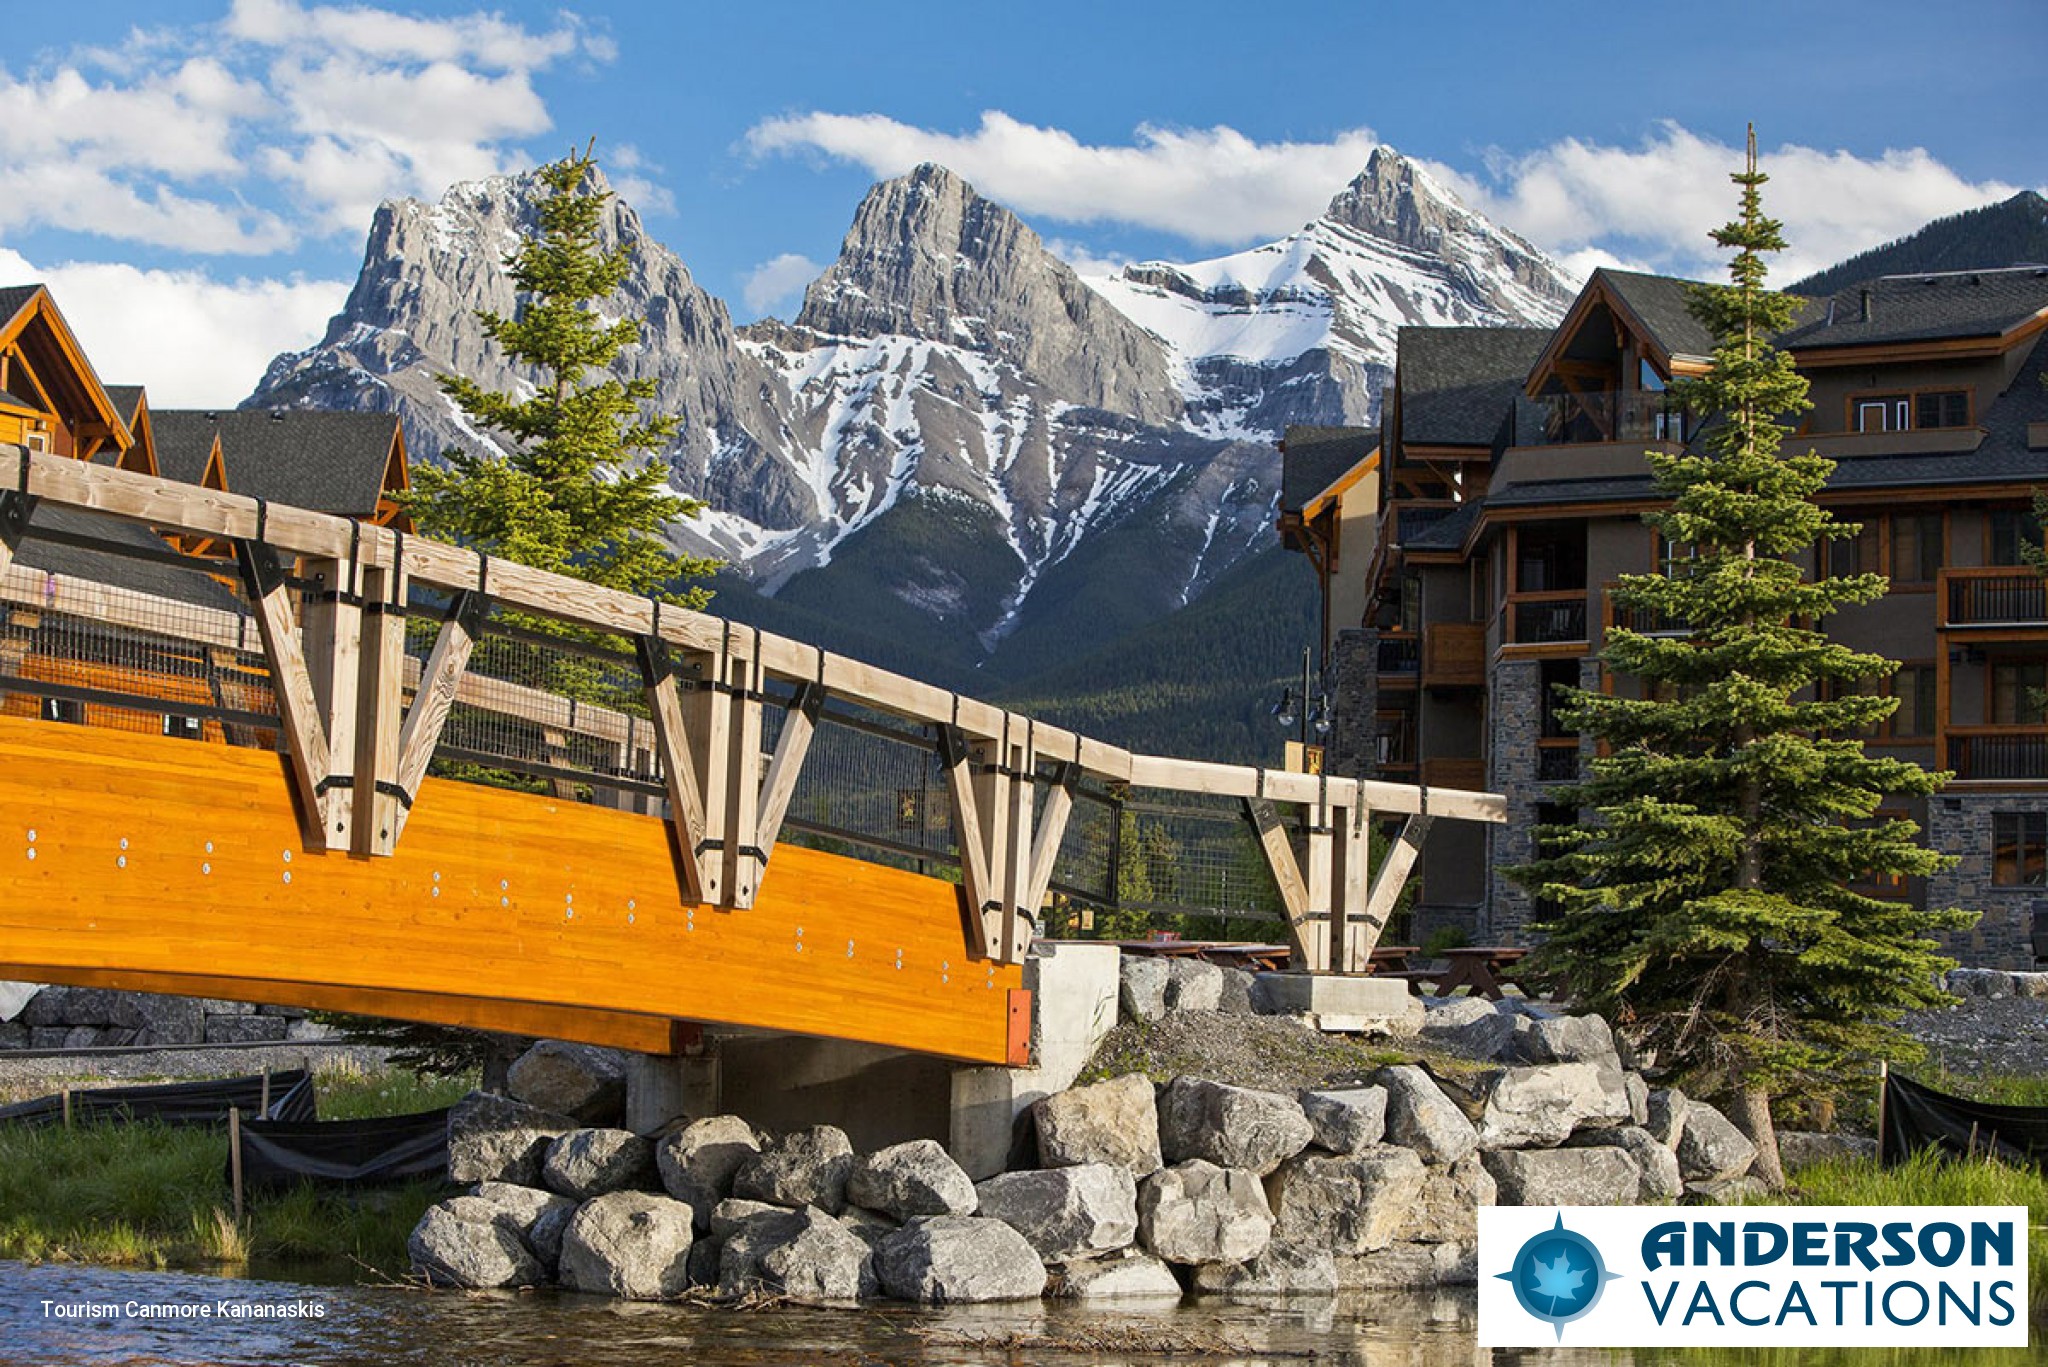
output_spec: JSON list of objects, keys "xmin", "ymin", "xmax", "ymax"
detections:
[
  {"xmin": 1044, "ymin": 238, "xmax": 1134, "ymax": 280},
  {"xmin": 742, "ymin": 253, "xmax": 822, "ymax": 316},
  {"xmin": 224, "ymin": 0, "xmax": 592, "ymax": 71},
  {"xmin": 745, "ymin": 110, "xmax": 1380, "ymax": 246},
  {"xmin": 1440, "ymin": 123, "xmax": 2030, "ymax": 283},
  {"xmin": 0, "ymin": 247, "xmax": 346, "ymax": 407}
]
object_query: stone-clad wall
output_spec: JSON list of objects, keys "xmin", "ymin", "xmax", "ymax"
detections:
[
  {"xmin": 1324, "ymin": 628, "xmax": 1380, "ymax": 779},
  {"xmin": 0, "ymin": 985, "xmax": 322, "ymax": 1050},
  {"xmin": 1485, "ymin": 659, "xmax": 1540, "ymax": 942},
  {"xmin": 1925, "ymin": 797, "xmax": 2045, "ymax": 970}
]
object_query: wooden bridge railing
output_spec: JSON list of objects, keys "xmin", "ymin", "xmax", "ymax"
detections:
[{"xmin": 0, "ymin": 447, "xmax": 1504, "ymax": 971}]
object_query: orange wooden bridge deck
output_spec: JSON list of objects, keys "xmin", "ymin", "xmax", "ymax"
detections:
[{"xmin": 0, "ymin": 450, "xmax": 1504, "ymax": 1066}]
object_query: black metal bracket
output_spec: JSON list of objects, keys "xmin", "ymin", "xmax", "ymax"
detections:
[
  {"xmin": 447, "ymin": 589, "xmax": 491, "ymax": 639},
  {"xmin": 234, "ymin": 538, "xmax": 289, "ymax": 598},
  {"xmin": 0, "ymin": 488, "xmax": 36, "ymax": 552},
  {"xmin": 636, "ymin": 633, "xmax": 675, "ymax": 689}
]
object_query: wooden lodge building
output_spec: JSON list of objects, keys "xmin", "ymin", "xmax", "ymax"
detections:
[{"xmin": 1280, "ymin": 264, "xmax": 2048, "ymax": 968}]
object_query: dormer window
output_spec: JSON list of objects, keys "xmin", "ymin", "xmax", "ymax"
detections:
[
  {"xmin": 1851, "ymin": 388, "xmax": 1971, "ymax": 433},
  {"xmin": 1856, "ymin": 395, "xmax": 1909, "ymax": 433},
  {"xmin": 1917, "ymin": 390, "xmax": 1970, "ymax": 429}
]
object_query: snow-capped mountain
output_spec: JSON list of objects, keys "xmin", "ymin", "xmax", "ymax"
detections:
[
  {"xmin": 244, "ymin": 148, "xmax": 1573, "ymax": 681},
  {"xmin": 1085, "ymin": 148, "xmax": 1574, "ymax": 436}
]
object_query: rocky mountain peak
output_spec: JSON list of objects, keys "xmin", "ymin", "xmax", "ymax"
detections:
[
  {"xmin": 794, "ymin": 164, "xmax": 1182, "ymax": 423},
  {"xmin": 1323, "ymin": 146, "xmax": 1464, "ymax": 254}
]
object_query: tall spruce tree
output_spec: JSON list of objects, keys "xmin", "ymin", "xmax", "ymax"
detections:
[
  {"xmin": 408, "ymin": 142, "xmax": 717, "ymax": 604},
  {"xmin": 1509, "ymin": 131, "xmax": 1971, "ymax": 1187}
]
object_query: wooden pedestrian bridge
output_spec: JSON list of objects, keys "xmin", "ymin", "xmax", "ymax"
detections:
[{"xmin": 0, "ymin": 449, "xmax": 1503, "ymax": 1068}]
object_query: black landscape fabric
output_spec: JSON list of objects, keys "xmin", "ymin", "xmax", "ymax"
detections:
[
  {"xmin": 1882, "ymin": 1072, "xmax": 2048, "ymax": 1169},
  {"xmin": 237, "ymin": 1107, "xmax": 451, "ymax": 1191},
  {"xmin": 0, "ymin": 1068, "xmax": 313, "ymax": 1128}
]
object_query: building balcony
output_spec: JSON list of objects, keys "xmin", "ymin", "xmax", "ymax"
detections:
[
  {"xmin": 1941, "ymin": 568, "xmax": 2048, "ymax": 629},
  {"xmin": 1536, "ymin": 740, "xmax": 1581, "ymax": 782},
  {"xmin": 1509, "ymin": 591, "xmax": 1589, "ymax": 646},
  {"xmin": 1605, "ymin": 581, "xmax": 1690, "ymax": 637},
  {"xmin": 1422, "ymin": 623, "xmax": 1485, "ymax": 687},
  {"xmin": 1513, "ymin": 391, "xmax": 1700, "ymax": 448},
  {"xmin": 1376, "ymin": 633, "xmax": 1420, "ymax": 677},
  {"xmin": 1946, "ymin": 727, "xmax": 2048, "ymax": 782}
]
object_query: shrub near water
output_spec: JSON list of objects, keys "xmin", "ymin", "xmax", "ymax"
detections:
[{"xmin": 0, "ymin": 1067, "xmax": 471, "ymax": 1273}]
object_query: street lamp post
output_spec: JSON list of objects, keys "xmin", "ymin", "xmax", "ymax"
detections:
[{"xmin": 1271, "ymin": 645, "xmax": 1331, "ymax": 756}]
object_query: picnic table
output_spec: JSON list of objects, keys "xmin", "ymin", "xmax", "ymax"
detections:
[{"xmin": 1426, "ymin": 946, "xmax": 1529, "ymax": 1001}]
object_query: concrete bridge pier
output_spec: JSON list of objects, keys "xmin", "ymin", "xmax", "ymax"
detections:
[{"xmin": 621, "ymin": 943, "xmax": 1122, "ymax": 1178}]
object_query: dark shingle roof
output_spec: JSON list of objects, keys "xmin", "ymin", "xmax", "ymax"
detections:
[
  {"xmin": 1780, "ymin": 266, "xmax": 2048, "ymax": 350},
  {"xmin": 1597, "ymin": 270, "xmax": 1719, "ymax": 361},
  {"xmin": 1402, "ymin": 500, "xmax": 1481, "ymax": 551},
  {"xmin": 154, "ymin": 408, "xmax": 401, "ymax": 514},
  {"xmin": 0, "ymin": 285, "xmax": 41, "ymax": 327},
  {"xmin": 1280, "ymin": 426, "xmax": 1377, "ymax": 511},
  {"xmin": 14, "ymin": 500, "xmax": 246, "ymax": 613},
  {"xmin": 1397, "ymin": 327, "xmax": 1549, "ymax": 447},
  {"xmin": 102, "ymin": 385, "xmax": 145, "ymax": 424}
]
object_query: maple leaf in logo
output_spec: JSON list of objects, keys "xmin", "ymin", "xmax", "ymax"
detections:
[{"xmin": 1528, "ymin": 1250, "xmax": 1587, "ymax": 1311}]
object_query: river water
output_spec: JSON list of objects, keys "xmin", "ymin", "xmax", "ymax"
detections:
[{"xmin": 3, "ymin": 1261, "xmax": 2033, "ymax": 1366}]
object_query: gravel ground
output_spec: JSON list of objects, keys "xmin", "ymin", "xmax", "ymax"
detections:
[
  {"xmin": 1900, "ymin": 994, "xmax": 2048, "ymax": 1079},
  {"xmin": 1075, "ymin": 1010, "xmax": 1478, "ymax": 1093}
]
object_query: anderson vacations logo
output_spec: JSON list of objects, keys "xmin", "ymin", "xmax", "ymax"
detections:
[{"xmin": 1479, "ymin": 1206, "xmax": 2029, "ymax": 1347}]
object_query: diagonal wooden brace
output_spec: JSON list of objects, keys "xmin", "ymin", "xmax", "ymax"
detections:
[
  {"xmin": 638, "ymin": 633, "xmax": 712, "ymax": 907},
  {"xmin": 733, "ymin": 680, "xmax": 826, "ymax": 909},
  {"xmin": 939, "ymin": 724, "xmax": 1002, "ymax": 961},
  {"xmin": 236, "ymin": 539, "xmax": 333, "ymax": 850},
  {"xmin": 1244, "ymin": 795, "xmax": 1315, "ymax": 970},
  {"xmin": 1357, "ymin": 813, "xmax": 1433, "ymax": 961},
  {"xmin": 390, "ymin": 590, "xmax": 486, "ymax": 842}
]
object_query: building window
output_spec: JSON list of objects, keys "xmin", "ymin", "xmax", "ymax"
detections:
[
  {"xmin": 1993, "ymin": 663, "xmax": 2048, "ymax": 725},
  {"xmin": 1828, "ymin": 517, "xmax": 1882, "ymax": 578},
  {"xmin": 1988, "ymin": 508, "xmax": 2045, "ymax": 567},
  {"xmin": 1916, "ymin": 390, "xmax": 1971, "ymax": 429},
  {"xmin": 39, "ymin": 697, "xmax": 82, "ymax": 725},
  {"xmin": 1890, "ymin": 514, "xmax": 1942, "ymax": 585},
  {"xmin": 163, "ymin": 714, "xmax": 203, "ymax": 741},
  {"xmin": 1891, "ymin": 665, "xmax": 1937, "ymax": 739},
  {"xmin": 1855, "ymin": 395, "xmax": 1910, "ymax": 433},
  {"xmin": 1993, "ymin": 811, "xmax": 2048, "ymax": 886}
]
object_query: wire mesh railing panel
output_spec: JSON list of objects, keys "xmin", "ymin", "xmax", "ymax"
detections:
[
  {"xmin": 780, "ymin": 703, "xmax": 959, "ymax": 875},
  {"xmin": 3, "ymin": 512, "xmax": 280, "ymax": 746},
  {"xmin": 1118, "ymin": 789, "xmax": 1288, "ymax": 926},
  {"xmin": 1047, "ymin": 783, "xmax": 1117, "ymax": 907}
]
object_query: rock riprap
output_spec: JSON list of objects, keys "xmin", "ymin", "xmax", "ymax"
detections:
[
  {"xmin": 1158, "ymin": 1077, "xmax": 1314, "ymax": 1176},
  {"xmin": 408, "ymin": 1195, "xmax": 544, "ymax": 1289},
  {"xmin": 557, "ymin": 1191, "xmax": 696, "ymax": 1300},
  {"xmin": 1137, "ymin": 1160, "xmax": 1274, "ymax": 1265},
  {"xmin": 846, "ymin": 1139, "xmax": 978, "ymax": 1219},
  {"xmin": 974, "ymin": 1163, "xmax": 1138, "ymax": 1261},
  {"xmin": 734, "ymin": 1125, "xmax": 856, "ymax": 1213},
  {"xmin": 874, "ymin": 1216, "xmax": 1049, "ymax": 1304},
  {"xmin": 1033, "ymin": 1073, "xmax": 1162, "ymax": 1174}
]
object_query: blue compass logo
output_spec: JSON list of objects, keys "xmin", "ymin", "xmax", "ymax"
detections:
[{"xmin": 1495, "ymin": 1214, "xmax": 1621, "ymax": 1339}]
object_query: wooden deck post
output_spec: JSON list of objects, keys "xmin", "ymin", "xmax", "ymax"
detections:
[
  {"xmin": 236, "ymin": 539, "xmax": 333, "ymax": 850},
  {"xmin": 300, "ymin": 556, "xmax": 360, "ymax": 851},
  {"xmin": 353, "ymin": 561, "xmax": 407, "ymax": 855}
]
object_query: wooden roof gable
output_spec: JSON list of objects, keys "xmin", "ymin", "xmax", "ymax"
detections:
[
  {"xmin": 0, "ymin": 285, "xmax": 131, "ymax": 460},
  {"xmin": 1523, "ymin": 270, "xmax": 1710, "ymax": 399}
]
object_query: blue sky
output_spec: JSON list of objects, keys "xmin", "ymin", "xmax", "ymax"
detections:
[{"xmin": 3, "ymin": 0, "xmax": 2043, "ymax": 404}]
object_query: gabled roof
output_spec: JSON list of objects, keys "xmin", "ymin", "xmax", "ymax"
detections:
[
  {"xmin": 0, "ymin": 286, "xmax": 41, "ymax": 327},
  {"xmin": 1595, "ymin": 270, "xmax": 1722, "ymax": 364},
  {"xmin": 1397, "ymin": 327, "xmax": 1549, "ymax": 447},
  {"xmin": 152, "ymin": 408, "xmax": 407, "ymax": 517},
  {"xmin": 0, "ymin": 284, "xmax": 130, "ymax": 455},
  {"xmin": 1780, "ymin": 266, "xmax": 2048, "ymax": 351},
  {"xmin": 13, "ymin": 500, "xmax": 246, "ymax": 613},
  {"xmin": 1280, "ymin": 426, "xmax": 1378, "ymax": 512}
]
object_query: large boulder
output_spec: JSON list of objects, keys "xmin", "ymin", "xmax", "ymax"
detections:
[
  {"xmin": 204, "ymin": 1015, "xmax": 288, "ymax": 1045},
  {"xmin": 119, "ymin": 992, "xmax": 206, "ymax": 1045},
  {"xmin": 719, "ymin": 1206, "xmax": 876, "ymax": 1304},
  {"xmin": 1378, "ymin": 1066, "xmax": 1479, "ymax": 1165},
  {"xmin": 1267, "ymin": 1147, "xmax": 1427, "ymax": 1255},
  {"xmin": 1034, "ymin": 1074, "xmax": 1162, "ymax": 1175},
  {"xmin": 873, "ymin": 1216, "xmax": 1048, "ymax": 1304},
  {"xmin": 1572, "ymin": 1127, "xmax": 1683, "ymax": 1202},
  {"xmin": 506, "ymin": 1040, "xmax": 627, "ymax": 1124},
  {"xmin": 1120, "ymin": 957, "xmax": 1170, "ymax": 1023},
  {"xmin": 1418, "ymin": 997, "xmax": 1517, "ymax": 1060},
  {"xmin": 1508, "ymin": 1013, "xmax": 1621, "ymax": 1067},
  {"xmin": 1052, "ymin": 1249, "xmax": 1185, "ymax": 1300},
  {"xmin": 1645, "ymin": 1088, "xmax": 1689, "ymax": 1150},
  {"xmin": 1159, "ymin": 1077, "xmax": 1314, "ymax": 1176},
  {"xmin": 1300, "ymin": 1087, "xmax": 1388, "ymax": 1154},
  {"xmin": 470, "ymin": 1181, "xmax": 578, "ymax": 1271},
  {"xmin": 408, "ymin": 1195, "xmax": 544, "ymax": 1289},
  {"xmin": 1163, "ymin": 959, "xmax": 1224, "ymax": 1012},
  {"xmin": 1778, "ymin": 1131, "xmax": 1879, "ymax": 1169},
  {"xmin": 974, "ymin": 1164, "xmax": 1137, "ymax": 1261},
  {"xmin": 446, "ymin": 1091, "xmax": 579, "ymax": 1187},
  {"xmin": 1216, "ymin": 966, "xmax": 1256, "ymax": 1016},
  {"xmin": 846, "ymin": 1139, "xmax": 977, "ymax": 1220},
  {"xmin": 1483, "ymin": 1146, "xmax": 1643, "ymax": 1206},
  {"xmin": 710, "ymin": 1198, "xmax": 789, "ymax": 1238},
  {"xmin": 1470, "ymin": 1063, "xmax": 1631, "ymax": 1150},
  {"xmin": 1334, "ymin": 1241, "xmax": 1471, "ymax": 1290},
  {"xmin": 557, "ymin": 1191, "xmax": 696, "ymax": 1300},
  {"xmin": 1137, "ymin": 1160, "xmax": 1273, "ymax": 1265},
  {"xmin": 1192, "ymin": 1241, "xmax": 1339, "ymax": 1297},
  {"xmin": 657, "ymin": 1115, "xmax": 765, "ymax": 1222},
  {"xmin": 733, "ymin": 1125, "xmax": 855, "ymax": 1214},
  {"xmin": 1390, "ymin": 1154, "xmax": 1495, "ymax": 1246},
  {"xmin": 1676, "ymin": 1102, "xmax": 1759, "ymax": 1183},
  {"xmin": 1947, "ymin": 967, "xmax": 2013, "ymax": 999},
  {"xmin": 542, "ymin": 1128, "xmax": 657, "ymax": 1199}
]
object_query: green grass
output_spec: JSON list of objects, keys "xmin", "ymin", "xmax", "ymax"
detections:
[
  {"xmin": 1914, "ymin": 1071, "xmax": 2048, "ymax": 1108},
  {"xmin": 0, "ymin": 1065, "xmax": 471, "ymax": 1276},
  {"xmin": 1747, "ymin": 1148, "xmax": 2048, "ymax": 1323}
]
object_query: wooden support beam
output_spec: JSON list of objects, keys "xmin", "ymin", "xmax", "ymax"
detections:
[
  {"xmin": 1244, "ymin": 796, "xmax": 1313, "ymax": 970},
  {"xmin": 1302, "ymin": 808, "xmax": 1334, "ymax": 975},
  {"xmin": 971, "ymin": 727, "xmax": 1018, "ymax": 964},
  {"xmin": 1023, "ymin": 762, "xmax": 1077, "ymax": 914},
  {"xmin": 1359, "ymin": 814, "xmax": 1433, "ymax": 958},
  {"xmin": 392, "ymin": 592, "xmax": 484, "ymax": 839},
  {"xmin": 638, "ymin": 637, "xmax": 709, "ymax": 907},
  {"xmin": 299, "ymin": 557, "xmax": 360, "ymax": 851},
  {"xmin": 688, "ymin": 648, "xmax": 732, "ymax": 907},
  {"xmin": 723, "ymin": 643, "xmax": 765, "ymax": 909},
  {"xmin": 739, "ymin": 681, "xmax": 825, "ymax": 908},
  {"xmin": 1334, "ymin": 807, "xmax": 1374, "ymax": 973},
  {"xmin": 939, "ymin": 725, "xmax": 999, "ymax": 960},
  {"xmin": 235, "ymin": 540, "xmax": 331, "ymax": 849},
  {"xmin": 354, "ymin": 563, "xmax": 405, "ymax": 855},
  {"xmin": 997, "ymin": 726, "xmax": 1037, "ymax": 964}
]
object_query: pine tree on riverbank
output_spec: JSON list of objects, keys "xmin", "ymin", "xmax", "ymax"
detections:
[{"xmin": 1508, "ymin": 130, "xmax": 1972, "ymax": 1188}]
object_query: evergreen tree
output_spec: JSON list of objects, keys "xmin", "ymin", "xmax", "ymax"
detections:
[
  {"xmin": 408, "ymin": 141, "xmax": 717, "ymax": 605},
  {"xmin": 1509, "ymin": 131, "xmax": 1971, "ymax": 1187}
]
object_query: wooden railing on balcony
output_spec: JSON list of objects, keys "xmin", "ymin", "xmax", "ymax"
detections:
[
  {"xmin": 1421, "ymin": 757, "xmax": 1486, "ymax": 790},
  {"xmin": 1536, "ymin": 739, "xmax": 1581, "ymax": 782},
  {"xmin": 1509, "ymin": 591, "xmax": 1588, "ymax": 646},
  {"xmin": 1423, "ymin": 623, "xmax": 1485, "ymax": 687},
  {"xmin": 1376, "ymin": 633, "xmax": 1420, "ymax": 676},
  {"xmin": 1947, "ymin": 726, "xmax": 2048, "ymax": 781},
  {"xmin": 1942, "ymin": 569, "xmax": 2048, "ymax": 628},
  {"xmin": 1603, "ymin": 579, "xmax": 1691, "ymax": 637}
]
